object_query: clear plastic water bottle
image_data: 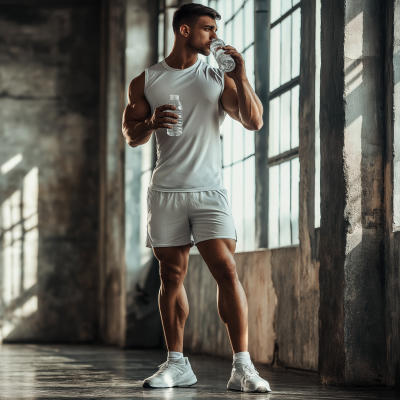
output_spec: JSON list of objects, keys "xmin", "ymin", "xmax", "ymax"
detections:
[
  {"xmin": 210, "ymin": 38, "xmax": 236, "ymax": 72},
  {"xmin": 165, "ymin": 94, "xmax": 182, "ymax": 136}
]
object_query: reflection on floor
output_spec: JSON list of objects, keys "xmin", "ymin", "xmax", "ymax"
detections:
[{"xmin": 0, "ymin": 345, "xmax": 398, "ymax": 399}]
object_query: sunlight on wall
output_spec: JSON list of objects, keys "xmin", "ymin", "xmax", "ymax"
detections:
[
  {"xmin": 1, "ymin": 154, "xmax": 23, "ymax": 175},
  {"xmin": 344, "ymin": 115, "xmax": 363, "ymax": 254},
  {"xmin": 0, "ymin": 167, "xmax": 39, "ymax": 342}
]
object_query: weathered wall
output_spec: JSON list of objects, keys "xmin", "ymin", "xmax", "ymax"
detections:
[
  {"xmin": 319, "ymin": 0, "xmax": 386, "ymax": 386},
  {"xmin": 185, "ymin": 246, "xmax": 319, "ymax": 370},
  {"xmin": 384, "ymin": 0, "xmax": 400, "ymax": 389},
  {"xmin": 0, "ymin": 0, "xmax": 101, "ymax": 342}
]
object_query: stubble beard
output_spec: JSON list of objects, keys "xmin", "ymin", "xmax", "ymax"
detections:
[{"xmin": 187, "ymin": 35, "xmax": 209, "ymax": 56}]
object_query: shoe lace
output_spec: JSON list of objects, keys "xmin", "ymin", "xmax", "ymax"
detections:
[
  {"xmin": 242, "ymin": 363, "xmax": 260, "ymax": 379},
  {"xmin": 157, "ymin": 361, "xmax": 181, "ymax": 379}
]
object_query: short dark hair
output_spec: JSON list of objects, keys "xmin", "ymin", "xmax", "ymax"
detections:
[{"xmin": 172, "ymin": 3, "xmax": 221, "ymax": 34}]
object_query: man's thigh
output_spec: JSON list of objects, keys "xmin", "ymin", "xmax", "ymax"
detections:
[
  {"xmin": 196, "ymin": 238, "xmax": 236, "ymax": 272},
  {"xmin": 153, "ymin": 244, "xmax": 191, "ymax": 267}
]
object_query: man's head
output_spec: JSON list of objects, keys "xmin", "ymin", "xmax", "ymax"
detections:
[{"xmin": 173, "ymin": 3, "xmax": 221, "ymax": 56}]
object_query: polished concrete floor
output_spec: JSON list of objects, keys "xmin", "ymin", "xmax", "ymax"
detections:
[{"xmin": 0, "ymin": 345, "xmax": 398, "ymax": 399}]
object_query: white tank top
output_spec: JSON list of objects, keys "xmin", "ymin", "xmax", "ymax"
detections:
[{"xmin": 144, "ymin": 58, "xmax": 226, "ymax": 192}]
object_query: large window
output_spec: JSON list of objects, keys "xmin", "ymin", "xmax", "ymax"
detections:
[
  {"xmin": 203, "ymin": 0, "xmax": 256, "ymax": 252},
  {"xmin": 268, "ymin": 0, "xmax": 301, "ymax": 248}
]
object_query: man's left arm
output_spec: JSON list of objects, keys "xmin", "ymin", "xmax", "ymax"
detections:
[{"xmin": 219, "ymin": 45, "xmax": 264, "ymax": 131}]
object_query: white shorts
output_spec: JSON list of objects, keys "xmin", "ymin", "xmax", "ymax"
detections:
[{"xmin": 146, "ymin": 188, "xmax": 237, "ymax": 248}]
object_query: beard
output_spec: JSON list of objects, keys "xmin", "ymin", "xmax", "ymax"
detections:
[{"xmin": 187, "ymin": 35, "xmax": 209, "ymax": 56}]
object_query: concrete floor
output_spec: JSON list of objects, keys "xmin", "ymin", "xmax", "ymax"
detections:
[{"xmin": 0, "ymin": 345, "xmax": 398, "ymax": 399}]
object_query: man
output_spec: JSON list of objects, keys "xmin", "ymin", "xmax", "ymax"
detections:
[{"xmin": 122, "ymin": 3, "xmax": 271, "ymax": 394}]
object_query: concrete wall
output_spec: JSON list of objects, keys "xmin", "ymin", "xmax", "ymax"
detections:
[{"xmin": 0, "ymin": 0, "xmax": 101, "ymax": 342}]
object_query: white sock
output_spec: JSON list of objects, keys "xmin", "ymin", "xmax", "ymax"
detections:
[
  {"xmin": 167, "ymin": 351, "xmax": 184, "ymax": 363},
  {"xmin": 233, "ymin": 351, "xmax": 251, "ymax": 366}
]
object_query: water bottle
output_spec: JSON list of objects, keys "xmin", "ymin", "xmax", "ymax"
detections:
[
  {"xmin": 165, "ymin": 94, "xmax": 183, "ymax": 136},
  {"xmin": 210, "ymin": 38, "xmax": 236, "ymax": 72}
]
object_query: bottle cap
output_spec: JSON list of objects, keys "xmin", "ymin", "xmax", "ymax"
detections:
[{"xmin": 170, "ymin": 95, "xmax": 179, "ymax": 100}]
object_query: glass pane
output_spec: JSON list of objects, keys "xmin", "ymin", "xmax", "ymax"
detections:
[
  {"xmin": 233, "ymin": 8, "xmax": 244, "ymax": 52},
  {"xmin": 223, "ymin": 166, "xmax": 232, "ymax": 206},
  {"xmin": 292, "ymin": 8, "xmax": 301, "ymax": 79},
  {"xmin": 244, "ymin": 0, "xmax": 254, "ymax": 48},
  {"xmin": 244, "ymin": 156, "xmax": 255, "ymax": 251},
  {"xmin": 292, "ymin": 0, "xmax": 300, "ymax": 6},
  {"xmin": 270, "ymin": 0, "xmax": 281, "ymax": 23},
  {"xmin": 279, "ymin": 161, "xmax": 291, "ymax": 247},
  {"xmin": 244, "ymin": 45, "xmax": 255, "ymax": 89},
  {"xmin": 280, "ymin": 90, "xmax": 291, "ymax": 153},
  {"xmin": 234, "ymin": 0, "xmax": 243, "ymax": 14},
  {"xmin": 223, "ymin": 124, "xmax": 232, "ymax": 166},
  {"xmin": 280, "ymin": 15, "xmax": 291, "ymax": 85},
  {"xmin": 268, "ymin": 165, "xmax": 280, "ymax": 249},
  {"xmin": 225, "ymin": 0, "xmax": 233, "ymax": 21},
  {"xmin": 225, "ymin": 20, "xmax": 233, "ymax": 46},
  {"xmin": 232, "ymin": 162, "xmax": 244, "ymax": 252},
  {"xmin": 158, "ymin": 13, "xmax": 164, "ymax": 61},
  {"xmin": 269, "ymin": 24, "xmax": 281, "ymax": 91},
  {"xmin": 244, "ymin": 130, "xmax": 254, "ymax": 157},
  {"xmin": 291, "ymin": 157, "xmax": 300, "ymax": 244},
  {"xmin": 281, "ymin": 0, "xmax": 292, "ymax": 15},
  {"xmin": 232, "ymin": 120, "xmax": 244, "ymax": 163},
  {"xmin": 268, "ymin": 97, "xmax": 280, "ymax": 157},
  {"xmin": 291, "ymin": 85, "xmax": 299, "ymax": 148}
]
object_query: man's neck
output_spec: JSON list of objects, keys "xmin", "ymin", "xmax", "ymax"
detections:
[{"xmin": 164, "ymin": 47, "xmax": 199, "ymax": 70}]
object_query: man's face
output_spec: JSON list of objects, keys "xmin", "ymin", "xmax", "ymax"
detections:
[{"xmin": 186, "ymin": 16, "xmax": 218, "ymax": 56}]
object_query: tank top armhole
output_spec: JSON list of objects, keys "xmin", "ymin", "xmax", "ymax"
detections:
[
  {"xmin": 144, "ymin": 68, "xmax": 150, "ymax": 105},
  {"xmin": 219, "ymin": 70, "xmax": 225, "ymax": 101}
]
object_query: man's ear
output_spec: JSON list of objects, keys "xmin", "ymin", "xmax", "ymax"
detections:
[{"xmin": 180, "ymin": 24, "xmax": 190, "ymax": 38}]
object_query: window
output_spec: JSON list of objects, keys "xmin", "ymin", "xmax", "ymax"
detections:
[
  {"xmin": 206, "ymin": 0, "xmax": 256, "ymax": 252},
  {"xmin": 268, "ymin": 0, "xmax": 301, "ymax": 248}
]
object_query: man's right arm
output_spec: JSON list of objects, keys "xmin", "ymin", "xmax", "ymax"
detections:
[{"xmin": 122, "ymin": 72, "xmax": 178, "ymax": 147}]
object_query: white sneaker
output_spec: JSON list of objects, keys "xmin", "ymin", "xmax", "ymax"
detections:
[
  {"xmin": 143, "ymin": 357, "xmax": 197, "ymax": 388},
  {"xmin": 227, "ymin": 362, "xmax": 272, "ymax": 393}
]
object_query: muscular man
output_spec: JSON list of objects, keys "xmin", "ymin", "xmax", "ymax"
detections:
[{"xmin": 122, "ymin": 3, "xmax": 271, "ymax": 393}]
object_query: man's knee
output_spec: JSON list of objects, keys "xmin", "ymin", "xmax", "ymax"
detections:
[
  {"xmin": 214, "ymin": 257, "xmax": 238, "ymax": 285},
  {"xmin": 159, "ymin": 261, "xmax": 186, "ymax": 288}
]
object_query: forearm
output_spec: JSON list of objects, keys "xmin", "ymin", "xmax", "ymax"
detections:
[
  {"xmin": 122, "ymin": 119, "xmax": 154, "ymax": 147},
  {"xmin": 233, "ymin": 78, "xmax": 263, "ymax": 131}
]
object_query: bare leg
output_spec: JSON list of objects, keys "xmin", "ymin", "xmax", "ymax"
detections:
[
  {"xmin": 196, "ymin": 239, "xmax": 248, "ymax": 353},
  {"xmin": 153, "ymin": 244, "xmax": 191, "ymax": 352}
]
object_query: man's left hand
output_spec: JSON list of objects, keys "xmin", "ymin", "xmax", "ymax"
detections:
[{"xmin": 218, "ymin": 45, "xmax": 247, "ymax": 81}]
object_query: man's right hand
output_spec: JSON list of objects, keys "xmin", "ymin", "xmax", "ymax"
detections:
[{"xmin": 147, "ymin": 105, "xmax": 179, "ymax": 131}]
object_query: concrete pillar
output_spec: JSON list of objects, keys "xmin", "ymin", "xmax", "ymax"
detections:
[
  {"xmin": 319, "ymin": 0, "xmax": 386, "ymax": 385},
  {"xmin": 99, "ymin": 0, "xmax": 127, "ymax": 346},
  {"xmin": 124, "ymin": 0, "xmax": 161, "ymax": 348},
  {"xmin": 384, "ymin": 0, "xmax": 400, "ymax": 389}
]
